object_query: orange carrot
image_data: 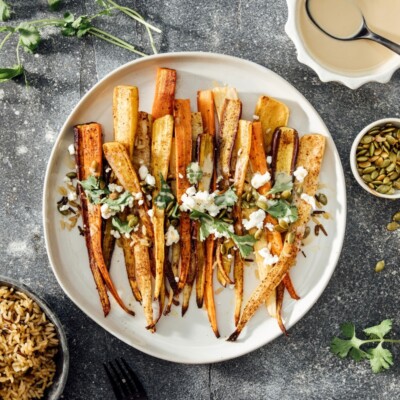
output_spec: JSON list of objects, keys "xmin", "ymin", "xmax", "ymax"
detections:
[{"xmin": 152, "ymin": 68, "xmax": 177, "ymax": 119}]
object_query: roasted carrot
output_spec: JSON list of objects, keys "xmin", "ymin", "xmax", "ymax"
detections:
[
  {"xmin": 174, "ymin": 99, "xmax": 192, "ymax": 290},
  {"xmin": 152, "ymin": 67, "xmax": 177, "ymax": 119},
  {"xmin": 249, "ymin": 121, "xmax": 272, "ymax": 195},
  {"xmin": 228, "ymin": 134, "xmax": 326, "ymax": 341},
  {"xmin": 204, "ymin": 236, "xmax": 220, "ymax": 337},
  {"xmin": 75, "ymin": 123, "xmax": 134, "ymax": 316},
  {"xmin": 282, "ymin": 274, "xmax": 300, "ymax": 300}
]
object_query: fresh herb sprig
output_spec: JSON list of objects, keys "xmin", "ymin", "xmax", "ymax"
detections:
[
  {"xmin": 331, "ymin": 319, "xmax": 400, "ymax": 373},
  {"xmin": 0, "ymin": 1, "xmax": 160, "ymax": 83},
  {"xmin": 190, "ymin": 209, "xmax": 256, "ymax": 258}
]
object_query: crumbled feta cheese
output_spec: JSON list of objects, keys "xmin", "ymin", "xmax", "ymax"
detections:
[
  {"xmin": 146, "ymin": 194, "xmax": 152, "ymax": 201},
  {"xmin": 63, "ymin": 176, "xmax": 71, "ymax": 184},
  {"xmin": 216, "ymin": 175, "xmax": 223, "ymax": 183},
  {"xmin": 147, "ymin": 209, "xmax": 154, "ymax": 218},
  {"xmin": 138, "ymin": 199, "xmax": 144, "ymax": 206},
  {"xmin": 251, "ymin": 171, "xmax": 271, "ymax": 189},
  {"xmin": 301, "ymin": 193, "xmax": 316, "ymax": 210},
  {"xmin": 68, "ymin": 191, "xmax": 77, "ymax": 201},
  {"xmin": 108, "ymin": 183, "xmax": 123, "ymax": 193},
  {"xmin": 243, "ymin": 209, "xmax": 266, "ymax": 230},
  {"xmin": 105, "ymin": 166, "xmax": 111, "ymax": 173},
  {"xmin": 258, "ymin": 247, "xmax": 279, "ymax": 266},
  {"xmin": 134, "ymin": 192, "xmax": 143, "ymax": 200},
  {"xmin": 138, "ymin": 165, "xmax": 149, "ymax": 180},
  {"xmin": 253, "ymin": 114, "xmax": 260, "ymax": 121},
  {"xmin": 186, "ymin": 186, "xmax": 197, "ymax": 196},
  {"xmin": 128, "ymin": 197, "xmax": 134, "ymax": 208},
  {"xmin": 68, "ymin": 144, "xmax": 75, "ymax": 155},
  {"xmin": 110, "ymin": 229, "xmax": 121, "ymax": 239},
  {"xmin": 174, "ymin": 276, "xmax": 179, "ymax": 282},
  {"xmin": 165, "ymin": 225, "xmax": 180, "ymax": 246},
  {"xmin": 227, "ymin": 254, "xmax": 233, "ymax": 259},
  {"xmin": 60, "ymin": 205, "xmax": 69, "ymax": 212},
  {"xmin": 145, "ymin": 174, "xmax": 156, "ymax": 186},
  {"xmin": 178, "ymin": 172, "xmax": 184, "ymax": 179},
  {"xmin": 294, "ymin": 166, "xmax": 308, "ymax": 183},
  {"xmin": 124, "ymin": 233, "xmax": 131, "ymax": 239},
  {"xmin": 265, "ymin": 222, "xmax": 275, "ymax": 232},
  {"xmin": 266, "ymin": 156, "xmax": 272, "ymax": 165},
  {"xmin": 101, "ymin": 203, "xmax": 113, "ymax": 219}
]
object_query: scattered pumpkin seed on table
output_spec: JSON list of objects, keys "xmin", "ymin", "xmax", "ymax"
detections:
[
  {"xmin": 375, "ymin": 260, "xmax": 385, "ymax": 273},
  {"xmin": 355, "ymin": 123, "xmax": 400, "ymax": 195}
]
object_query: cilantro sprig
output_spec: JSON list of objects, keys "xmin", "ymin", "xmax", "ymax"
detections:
[
  {"xmin": 268, "ymin": 172, "xmax": 293, "ymax": 195},
  {"xmin": 331, "ymin": 320, "xmax": 400, "ymax": 373},
  {"xmin": 266, "ymin": 199, "xmax": 298, "ymax": 223},
  {"xmin": 190, "ymin": 209, "xmax": 256, "ymax": 258},
  {"xmin": 0, "ymin": 1, "xmax": 161, "ymax": 83},
  {"xmin": 154, "ymin": 174, "xmax": 175, "ymax": 209},
  {"xmin": 111, "ymin": 217, "xmax": 134, "ymax": 236}
]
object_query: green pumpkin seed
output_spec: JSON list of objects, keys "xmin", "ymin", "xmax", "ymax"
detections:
[
  {"xmin": 246, "ymin": 192, "xmax": 252, "ymax": 202},
  {"xmin": 279, "ymin": 219, "xmax": 289, "ymax": 230},
  {"xmin": 394, "ymin": 181, "xmax": 400, "ymax": 190},
  {"xmin": 66, "ymin": 171, "xmax": 77, "ymax": 179},
  {"xmin": 287, "ymin": 232, "xmax": 295, "ymax": 244},
  {"xmin": 369, "ymin": 143, "xmax": 375, "ymax": 156},
  {"xmin": 386, "ymin": 163, "xmax": 396, "ymax": 173},
  {"xmin": 357, "ymin": 149, "xmax": 368, "ymax": 156},
  {"xmin": 386, "ymin": 135, "xmax": 397, "ymax": 145},
  {"xmin": 356, "ymin": 156, "xmax": 369, "ymax": 162},
  {"xmin": 281, "ymin": 190, "xmax": 292, "ymax": 200},
  {"xmin": 274, "ymin": 225, "xmax": 286, "ymax": 233},
  {"xmin": 382, "ymin": 127, "xmax": 396, "ymax": 134},
  {"xmin": 370, "ymin": 171, "xmax": 379, "ymax": 180},
  {"xmin": 128, "ymin": 215, "xmax": 139, "ymax": 227},
  {"xmin": 363, "ymin": 166, "xmax": 375, "ymax": 174},
  {"xmin": 254, "ymin": 229, "xmax": 263, "ymax": 240},
  {"xmin": 375, "ymin": 260, "xmax": 385, "ymax": 273},
  {"xmin": 315, "ymin": 193, "xmax": 328, "ymax": 206},
  {"xmin": 256, "ymin": 199, "xmax": 269, "ymax": 211},
  {"xmin": 376, "ymin": 184, "xmax": 390, "ymax": 194},
  {"xmin": 381, "ymin": 159, "xmax": 391, "ymax": 168},
  {"xmin": 359, "ymin": 161, "xmax": 371, "ymax": 168},
  {"xmin": 383, "ymin": 177, "xmax": 391, "ymax": 185},
  {"xmin": 368, "ymin": 183, "xmax": 375, "ymax": 189},
  {"xmin": 392, "ymin": 212, "xmax": 400, "ymax": 222},
  {"xmin": 362, "ymin": 174, "xmax": 372, "ymax": 183},
  {"xmin": 389, "ymin": 172, "xmax": 399, "ymax": 181},
  {"xmin": 361, "ymin": 135, "xmax": 373, "ymax": 144},
  {"xmin": 387, "ymin": 221, "xmax": 400, "ymax": 231},
  {"xmin": 303, "ymin": 226, "xmax": 311, "ymax": 239}
]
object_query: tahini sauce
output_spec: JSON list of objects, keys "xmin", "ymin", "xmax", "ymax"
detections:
[{"xmin": 298, "ymin": 0, "xmax": 400, "ymax": 74}]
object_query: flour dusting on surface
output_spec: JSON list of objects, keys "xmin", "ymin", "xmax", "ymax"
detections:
[
  {"xmin": 16, "ymin": 146, "xmax": 28, "ymax": 155},
  {"xmin": 7, "ymin": 241, "xmax": 33, "ymax": 256}
]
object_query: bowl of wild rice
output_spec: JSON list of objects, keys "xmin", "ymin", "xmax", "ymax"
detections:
[{"xmin": 0, "ymin": 276, "xmax": 69, "ymax": 400}]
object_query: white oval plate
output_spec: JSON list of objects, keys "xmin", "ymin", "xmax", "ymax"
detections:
[{"xmin": 43, "ymin": 52, "xmax": 346, "ymax": 364}]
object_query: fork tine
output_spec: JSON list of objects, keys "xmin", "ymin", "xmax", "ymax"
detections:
[
  {"xmin": 121, "ymin": 358, "xmax": 146, "ymax": 395},
  {"xmin": 115, "ymin": 359, "xmax": 139, "ymax": 396},
  {"xmin": 109, "ymin": 361, "xmax": 130, "ymax": 397},
  {"xmin": 104, "ymin": 362, "xmax": 124, "ymax": 399}
]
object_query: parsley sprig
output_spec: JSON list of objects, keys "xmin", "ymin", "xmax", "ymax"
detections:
[
  {"xmin": 331, "ymin": 320, "xmax": 400, "ymax": 373},
  {"xmin": 0, "ymin": 0, "xmax": 160, "ymax": 83}
]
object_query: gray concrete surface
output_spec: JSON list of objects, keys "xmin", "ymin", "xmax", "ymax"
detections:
[{"xmin": 0, "ymin": 1, "xmax": 399, "ymax": 399}]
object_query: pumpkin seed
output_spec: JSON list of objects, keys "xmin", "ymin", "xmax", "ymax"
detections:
[
  {"xmin": 281, "ymin": 190, "xmax": 292, "ymax": 200},
  {"xmin": 381, "ymin": 159, "xmax": 391, "ymax": 168},
  {"xmin": 361, "ymin": 135, "xmax": 373, "ymax": 144},
  {"xmin": 369, "ymin": 155, "xmax": 379, "ymax": 163},
  {"xmin": 383, "ymin": 177, "xmax": 391, "ymax": 185},
  {"xmin": 387, "ymin": 221, "xmax": 400, "ymax": 231},
  {"xmin": 303, "ymin": 226, "xmax": 311, "ymax": 239},
  {"xmin": 389, "ymin": 172, "xmax": 399, "ymax": 181},
  {"xmin": 375, "ymin": 260, "xmax": 385, "ymax": 273},
  {"xmin": 287, "ymin": 232, "xmax": 295, "ymax": 244},
  {"xmin": 358, "ymin": 161, "xmax": 371, "ymax": 168},
  {"xmin": 356, "ymin": 156, "xmax": 369, "ymax": 162},
  {"xmin": 362, "ymin": 174, "xmax": 372, "ymax": 183},
  {"xmin": 66, "ymin": 171, "xmax": 77, "ymax": 179},
  {"xmin": 278, "ymin": 219, "xmax": 289, "ymax": 231},
  {"xmin": 363, "ymin": 166, "xmax": 375, "ymax": 174},
  {"xmin": 166, "ymin": 201, "xmax": 174, "ymax": 213},
  {"xmin": 386, "ymin": 163, "xmax": 396, "ymax": 173},
  {"xmin": 370, "ymin": 171, "xmax": 379, "ymax": 180},
  {"xmin": 386, "ymin": 135, "xmax": 397, "ymax": 145},
  {"xmin": 128, "ymin": 215, "xmax": 139, "ymax": 227},
  {"xmin": 256, "ymin": 199, "xmax": 269, "ymax": 211},
  {"xmin": 393, "ymin": 212, "xmax": 400, "ymax": 222},
  {"xmin": 315, "ymin": 193, "xmax": 328, "ymax": 206},
  {"xmin": 246, "ymin": 192, "xmax": 252, "ymax": 202},
  {"xmin": 274, "ymin": 225, "xmax": 286, "ymax": 233},
  {"xmin": 357, "ymin": 149, "xmax": 368, "ymax": 156},
  {"xmin": 376, "ymin": 184, "xmax": 390, "ymax": 194},
  {"xmin": 254, "ymin": 229, "xmax": 263, "ymax": 240}
]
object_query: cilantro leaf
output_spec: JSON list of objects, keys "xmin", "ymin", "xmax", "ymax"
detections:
[
  {"xmin": 0, "ymin": 65, "xmax": 23, "ymax": 83},
  {"xmin": 214, "ymin": 186, "xmax": 237, "ymax": 207},
  {"xmin": 186, "ymin": 162, "xmax": 203, "ymax": 185},
  {"xmin": 189, "ymin": 209, "xmax": 255, "ymax": 257},
  {"xmin": 61, "ymin": 13, "xmax": 92, "ymax": 38},
  {"xmin": 267, "ymin": 199, "xmax": 298, "ymax": 223},
  {"xmin": 48, "ymin": 0, "xmax": 62, "ymax": 11},
  {"xmin": 78, "ymin": 176, "xmax": 108, "ymax": 203},
  {"xmin": 17, "ymin": 23, "xmax": 41, "ymax": 53},
  {"xmin": 330, "ymin": 323, "xmax": 368, "ymax": 361},
  {"xmin": 154, "ymin": 174, "xmax": 175, "ymax": 209},
  {"xmin": 331, "ymin": 320, "xmax": 400, "ymax": 373},
  {"xmin": 0, "ymin": 0, "xmax": 12, "ymax": 22},
  {"xmin": 364, "ymin": 319, "xmax": 392, "ymax": 339},
  {"xmin": 368, "ymin": 344, "xmax": 394, "ymax": 373},
  {"xmin": 111, "ymin": 217, "xmax": 134, "ymax": 236},
  {"xmin": 268, "ymin": 172, "xmax": 293, "ymax": 195},
  {"xmin": 100, "ymin": 191, "xmax": 133, "ymax": 211}
]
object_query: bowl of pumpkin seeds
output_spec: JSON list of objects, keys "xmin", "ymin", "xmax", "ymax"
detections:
[{"xmin": 350, "ymin": 118, "xmax": 400, "ymax": 199}]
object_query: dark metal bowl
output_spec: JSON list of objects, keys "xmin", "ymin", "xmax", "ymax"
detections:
[{"xmin": 0, "ymin": 275, "xmax": 69, "ymax": 399}]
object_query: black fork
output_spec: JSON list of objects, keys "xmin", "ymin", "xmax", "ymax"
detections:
[{"xmin": 104, "ymin": 358, "xmax": 148, "ymax": 400}]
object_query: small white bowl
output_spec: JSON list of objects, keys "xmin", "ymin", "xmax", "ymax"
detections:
[
  {"xmin": 350, "ymin": 118, "xmax": 400, "ymax": 199},
  {"xmin": 285, "ymin": 0, "xmax": 400, "ymax": 89}
]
